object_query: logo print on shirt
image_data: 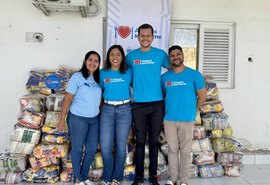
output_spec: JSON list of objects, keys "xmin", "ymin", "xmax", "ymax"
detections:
[
  {"xmin": 134, "ymin": 60, "xmax": 140, "ymax": 65},
  {"xmin": 166, "ymin": 82, "xmax": 172, "ymax": 86},
  {"xmin": 105, "ymin": 78, "xmax": 110, "ymax": 83}
]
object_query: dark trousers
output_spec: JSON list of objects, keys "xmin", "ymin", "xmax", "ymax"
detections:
[{"xmin": 132, "ymin": 100, "xmax": 165, "ymax": 178}]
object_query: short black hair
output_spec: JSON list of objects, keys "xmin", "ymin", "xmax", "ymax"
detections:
[
  {"xmin": 79, "ymin": 50, "xmax": 101, "ymax": 83},
  {"xmin": 138, "ymin": 23, "xmax": 154, "ymax": 36},
  {"xmin": 168, "ymin": 45, "xmax": 183, "ymax": 55},
  {"xmin": 104, "ymin": 45, "xmax": 127, "ymax": 74}
]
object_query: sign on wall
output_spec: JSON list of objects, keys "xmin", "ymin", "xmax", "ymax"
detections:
[{"xmin": 106, "ymin": 0, "xmax": 171, "ymax": 54}]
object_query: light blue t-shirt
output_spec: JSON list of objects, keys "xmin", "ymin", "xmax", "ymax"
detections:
[
  {"xmin": 100, "ymin": 68, "xmax": 132, "ymax": 101},
  {"xmin": 161, "ymin": 67, "xmax": 205, "ymax": 122},
  {"xmin": 66, "ymin": 72, "xmax": 102, "ymax": 118},
  {"xmin": 126, "ymin": 47, "xmax": 170, "ymax": 102}
]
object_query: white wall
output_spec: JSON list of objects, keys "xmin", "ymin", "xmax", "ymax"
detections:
[{"xmin": 0, "ymin": 0, "xmax": 269, "ymax": 150}]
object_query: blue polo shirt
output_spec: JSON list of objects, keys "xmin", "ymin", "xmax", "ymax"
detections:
[
  {"xmin": 161, "ymin": 67, "xmax": 205, "ymax": 122},
  {"xmin": 126, "ymin": 47, "xmax": 170, "ymax": 102},
  {"xmin": 66, "ymin": 72, "xmax": 101, "ymax": 117},
  {"xmin": 100, "ymin": 68, "xmax": 132, "ymax": 101}
]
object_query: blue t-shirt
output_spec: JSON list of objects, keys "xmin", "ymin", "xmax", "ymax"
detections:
[
  {"xmin": 161, "ymin": 67, "xmax": 205, "ymax": 122},
  {"xmin": 66, "ymin": 72, "xmax": 102, "ymax": 117},
  {"xmin": 100, "ymin": 68, "xmax": 132, "ymax": 101},
  {"xmin": 126, "ymin": 47, "xmax": 170, "ymax": 102}
]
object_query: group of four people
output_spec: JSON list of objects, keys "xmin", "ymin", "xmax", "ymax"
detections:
[{"xmin": 57, "ymin": 23, "xmax": 207, "ymax": 185}]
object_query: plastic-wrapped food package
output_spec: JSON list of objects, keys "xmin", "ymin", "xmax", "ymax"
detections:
[
  {"xmin": 10, "ymin": 125, "xmax": 41, "ymax": 145},
  {"xmin": 223, "ymin": 127, "xmax": 233, "ymax": 139},
  {"xmin": 200, "ymin": 100, "xmax": 224, "ymax": 114},
  {"xmin": 125, "ymin": 144, "xmax": 134, "ymax": 165},
  {"xmin": 22, "ymin": 165, "xmax": 60, "ymax": 183},
  {"xmin": 198, "ymin": 164, "xmax": 224, "ymax": 178},
  {"xmin": 7, "ymin": 141, "xmax": 35, "ymax": 155},
  {"xmin": 195, "ymin": 110, "xmax": 201, "ymax": 124},
  {"xmin": 18, "ymin": 110, "xmax": 45, "ymax": 129},
  {"xmin": 0, "ymin": 172, "xmax": 22, "ymax": 184},
  {"xmin": 192, "ymin": 140, "xmax": 201, "ymax": 152},
  {"xmin": 161, "ymin": 143, "xmax": 168, "ymax": 156},
  {"xmin": 0, "ymin": 153, "xmax": 27, "ymax": 173},
  {"xmin": 38, "ymin": 71, "xmax": 56, "ymax": 96},
  {"xmin": 199, "ymin": 138, "xmax": 212, "ymax": 151},
  {"xmin": 91, "ymin": 152, "xmax": 103, "ymax": 169},
  {"xmin": 46, "ymin": 94, "xmax": 65, "ymax": 111},
  {"xmin": 42, "ymin": 125, "xmax": 68, "ymax": 136},
  {"xmin": 189, "ymin": 164, "xmax": 198, "ymax": 178},
  {"xmin": 157, "ymin": 164, "xmax": 169, "ymax": 181},
  {"xmin": 201, "ymin": 112, "xmax": 229, "ymax": 130},
  {"xmin": 44, "ymin": 111, "xmax": 61, "ymax": 128},
  {"xmin": 20, "ymin": 94, "xmax": 46, "ymax": 112},
  {"xmin": 211, "ymin": 129, "xmax": 223, "ymax": 138},
  {"xmin": 217, "ymin": 153, "xmax": 234, "ymax": 166},
  {"xmin": 193, "ymin": 151, "xmax": 215, "ymax": 165},
  {"xmin": 211, "ymin": 138, "xmax": 225, "ymax": 153},
  {"xmin": 224, "ymin": 165, "xmax": 242, "ymax": 176},
  {"xmin": 144, "ymin": 156, "xmax": 150, "ymax": 168},
  {"xmin": 89, "ymin": 168, "xmax": 103, "ymax": 182},
  {"xmin": 157, "ymin": 150, "xmax": 166, "ymax": 165},
  {"xmin": 124, "ymin": 165, "xmax": 135, "ymax": 181},
  {"xmin": 145, "ymin": 144, "xmax": 149, "ymax": 156},
  {"xmin": 60, "ymin": 168, "xmax": 73, "ymax": 182},
  {"xmin": 26, "ymin": 70, "xmax": 44, "ymax": 94},
  {"xmin": 33, "ymin": 143, "xmax": 70, "ymax": 159},
  {"xmin": 29, "ymin": 155, "xmax": 59, "ymax": 170},
  {"xmin": 62, "ymin": 154, "xmax": 72, "ymax": 169},
  {"xmin": 193, "ymin": 126, "xmax": 206, "ymax": 140},
  {"xmin": 41, "ymin": 134, "xmax": 69, "ymax": 144},
  {"xmin": 206, "ymin": 82, "xmax": 219, "ymax": 101}
]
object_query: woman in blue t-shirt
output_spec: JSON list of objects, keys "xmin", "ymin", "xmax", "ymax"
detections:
[
  {"xmin": 57, "ymin": 51, "xmax": 102, "ymax": 185},
  {"xmin": 99, "ymin": 45, "xmax": 132, "ymax": 185}
]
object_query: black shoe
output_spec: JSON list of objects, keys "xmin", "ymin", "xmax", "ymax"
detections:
[
  {"xmin": 132, "ymin": 177, "xmax": 144, "ymax": 185},
  {"xmin": 149, "ymin": 176, "xmax": 159, "ymax": 185}
]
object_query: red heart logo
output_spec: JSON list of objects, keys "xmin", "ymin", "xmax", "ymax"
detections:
[
  {"xmin": 105, "ymin": 78, "xmax": 110, "ymax": 83},
  {"xmin": 166, "ymin": 82, "xmax": 172, "ymax": 86},
  {"xmin": 118, "ymin": 26, "xmax": 131, "ymax": 39},
  {"xmin": 134, "ymin": 60, "xmax": 140, "ymax": 65}
]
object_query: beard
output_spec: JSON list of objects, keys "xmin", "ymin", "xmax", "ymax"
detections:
[{"xmin": 171, "ymin": 59, "xmax": 183, "ymax": 67}]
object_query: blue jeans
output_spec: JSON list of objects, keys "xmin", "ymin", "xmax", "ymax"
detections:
[
  {"xmin": 100, "ymin": 103, "xmax": 132, "ymax": 182},
  {"xmin": 67, "ymin": 112, "xmax": 99, "ymax": 182}
]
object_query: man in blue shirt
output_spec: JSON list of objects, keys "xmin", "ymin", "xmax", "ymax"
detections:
[
  {"xmin": 162, "ymin": 45, "xmax": 207, "ymax": 185},
  {"xmin": 126, "ymin": 23, "xmax": 170, "ymax": 185}
]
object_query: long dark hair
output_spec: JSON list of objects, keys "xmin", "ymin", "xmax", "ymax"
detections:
[
  {"xmin": 104, "ymin": 45, "xmax": 127, "ymax": 74},
  {"xmin": 79, "ymin": 50, "xmax": 101, "ymax": 83}
]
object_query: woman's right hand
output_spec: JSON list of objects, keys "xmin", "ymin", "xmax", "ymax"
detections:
[{"xmin": 57, "ymin": 119, "xmax": 66, "ymax": 131}]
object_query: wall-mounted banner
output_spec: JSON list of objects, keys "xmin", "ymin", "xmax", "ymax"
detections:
[{"xmin": 106, "ymin": 0, "xmax": 171, "ymax": 54}]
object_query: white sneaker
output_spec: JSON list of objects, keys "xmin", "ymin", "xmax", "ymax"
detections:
[
  {"xmin": 165, "ymin": 180, "xmax": 177, "ymax": 185},
  {"xmin": 84, "ymin": 180, "xmax": 95, "ymax": 185},
  {"xmin": 75, "ymin": 182, "xmax": 85, "ymax": 185}
]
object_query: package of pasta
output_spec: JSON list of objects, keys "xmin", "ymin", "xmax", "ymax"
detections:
[
  {"xmin": 211, "ymin": 129, "xmax": 223, "ymax": 138},
  {"xmin": 91, "ymin": 152, "xmax": 103, "ymax": 169},
  {"xmin": 223, "ymin": 126, "xmax": 233, "ymax": 139},
  {"xmin": 211, "ymin": 138, "xmax": 225, "ymax": 153},
  {"xmin": 224, "ymin": 165, "xmax": 243, "ymax": 176},
  {"xmin": 42, "ymin": 125, "xmax": 68, "ymax": 136},
  {"xmin": 199, "ymin": 138, "xmax": 212, "ymax": 151},
  {"xmin": 41, "ymin": 133, "xmax": 69, "ymax": 144},
  {"xmin": 60, "ymin": 168, "xmax": 73, "ymax": 182},
  {"xmin": 189, "ymin": 164, "xmax": 198, "ymax": 178},
  {"xmin": 18, "ymin": 110, "xmax": 45, "ymax": 129},
  {"xmin": 62, "ymin": 154, "xmax": 72, "ymax": 169},
  {"xmin": 22, "ymin": 165, "xmax": 60, "ymax": 183},
  {"xmin": 44, "ymin": 111, "xmax": 61, "ymax": 128},
  {"xmin": 198, "ymin": 163, "xmax": 224, "ymax": 178},
  {"xmin": 89, "ymin": 168, "xmax": 103, "ymax": 182},
  {"xmin": 0, "ymin": 153, "xmax": 27, "ymax": 173},
  {"xmin": 29, "ymin": 155, "xmax": 60, "ymax": 170},
  {"xmin": 206, "ymin": 82, "xmax": 219, "ymax": 101},
  {"xmin": 193, "ymin": 125, "xmax": 206, "ymax": 140},
  {"xmin": 46, "ymin": 94, "xmax": 65, "ymax": 111},
  {"xmin": 158, "ymin": 150, "xmax": 166, "ymax": 165},
  {"xmin": 200, "ymin": 100, "xmax": 224, "ymax": 114},
  {"xmin": 0, "ymin": 172, "xmax": 23, "ymax": 184},
  {"xmin": 217, "ymin": 152, "xmax": 234, "ymax": 166},
  {"xmin": 10, "ymin": 125, "xmax": 41, "ymax": 145},
  {"xmin": 193, "ymin": 151, "xmax": 215, "ymax": 165},
  {"xmin": 26, "ymin": 70, "xmax": 44, "ymax": 94},
  {"xmin": 201, "ymin": 112, "xmax": 229, "ymax": 130},
  {"xmin": 33, "ymin": 143, "xmax": 70, "ymax": 159},
  {"xmin": 7, "ymin": 141, "xmax": 35, "ymax": 155},
  {"xmin": 19, "ymin": 94, "xmax": 46, "ymax": 112}
]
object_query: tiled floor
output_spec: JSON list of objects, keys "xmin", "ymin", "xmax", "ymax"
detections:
[{"xmin": 23, "ymin": 164, "xmax": 270, "ymax": 185}]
